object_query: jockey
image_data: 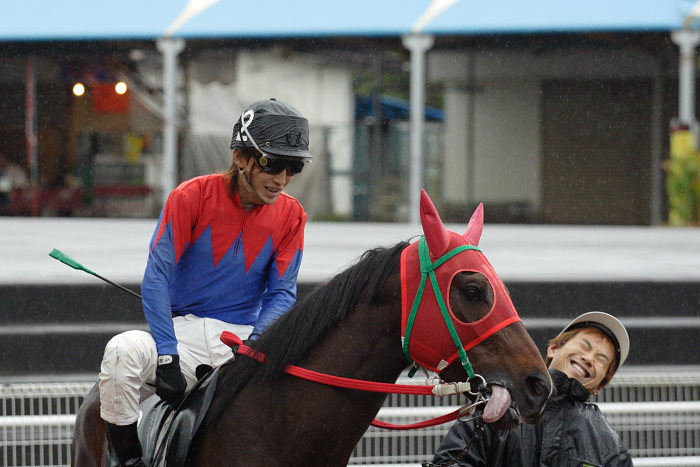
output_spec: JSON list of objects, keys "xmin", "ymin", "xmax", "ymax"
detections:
[{"xmin": 98, "ymin": 98, "xmax": 313, "ymax": 467}]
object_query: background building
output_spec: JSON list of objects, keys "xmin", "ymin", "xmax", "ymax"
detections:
[{"xmin": 1, "ymin": 0, "xmax": 699, "ymax": 224}]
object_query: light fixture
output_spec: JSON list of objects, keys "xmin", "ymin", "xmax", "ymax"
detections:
[
  {"xmin": 72, "ymin": 82, "xmax": 86, "ymax": 97},
  {"xmin": 115, "ymin": 81, "xmax": 128, "ymax": 95}
]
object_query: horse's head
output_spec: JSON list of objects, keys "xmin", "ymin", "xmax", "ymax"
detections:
[{"xmin": 401, "ymin": 190, "xmax": 551, "ymax": 429}]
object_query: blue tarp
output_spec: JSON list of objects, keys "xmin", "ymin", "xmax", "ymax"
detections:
[
  {"xmin": 0, "ymin": 0, "xmax": 696, "ymax": 41},
  {"xmin": 355, "ymin": 95, "xmax": 444, "ymax": 121}
]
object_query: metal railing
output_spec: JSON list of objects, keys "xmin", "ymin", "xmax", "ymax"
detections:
[
  {"xmin": 0, "ymin": 369, "xmax": 698, "ymax": 466},
  {"xmin": 0, "ymin": 382, "xmax": 91, "ymax": 467}
]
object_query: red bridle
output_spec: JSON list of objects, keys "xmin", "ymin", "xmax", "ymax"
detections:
[
  {"xmin": 400, "ymin": 236, "xmax": 521, "ymax": 377},
  {"xmin": 400, "ymin": 191, "xmax": 522, "ymax": 377}
]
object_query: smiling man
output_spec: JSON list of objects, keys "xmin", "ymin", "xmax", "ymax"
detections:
[
  {"xmin": 98, "ymin": 98, "xmax": 313, "ymax": 467},
  {"xmin": 430, "ymin": 311, "xmax": 633, "ymax": 467}
]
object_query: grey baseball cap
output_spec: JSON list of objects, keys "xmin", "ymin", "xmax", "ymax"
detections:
[{"xmin": 560, "ymin": 311, "xmax": 630, "ymax": 369}]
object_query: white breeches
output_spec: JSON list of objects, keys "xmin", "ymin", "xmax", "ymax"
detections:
[{"xmin": 99, "ymin": 314, "xmax": 252, "ymax": 425}]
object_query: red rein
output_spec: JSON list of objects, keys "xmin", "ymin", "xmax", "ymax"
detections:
[{"xmin": 219, "ymin": 331, "xmax": 469, "ymax": 430}]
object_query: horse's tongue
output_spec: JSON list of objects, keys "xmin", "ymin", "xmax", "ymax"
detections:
[{"xmin": 482, "ymin": 385, "xmax": 511, "ymax": 423}]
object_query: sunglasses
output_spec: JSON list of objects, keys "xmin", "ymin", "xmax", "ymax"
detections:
[{"xmin": 255, "ymin": 153, "xmax": 305, "ymax": 176}]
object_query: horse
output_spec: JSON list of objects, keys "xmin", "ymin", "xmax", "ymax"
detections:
[{"xmin": 72, "ymin": 190, "xmax": 552, "ymax": 466}]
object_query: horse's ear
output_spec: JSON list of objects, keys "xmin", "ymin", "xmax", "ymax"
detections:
[
  {"xmin": 420, "ymin": 190, "xmax": 450, "ymax": 257},
  {"xmin": 463, "ymin": 203, "xmax": 484, "ymax": 246}
]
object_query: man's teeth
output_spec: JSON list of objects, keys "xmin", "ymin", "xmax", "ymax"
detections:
[{"xmin": 571, "ymin": 361, "xmax": 588, "ymax": 377}]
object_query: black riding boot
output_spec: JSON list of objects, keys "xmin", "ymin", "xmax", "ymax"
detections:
[{"xmin": 105, "ymin": 422, "xmax": 146, "ymax": 467}]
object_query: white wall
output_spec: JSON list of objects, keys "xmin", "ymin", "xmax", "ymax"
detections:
[
  {"xmin": 442, "ymin": 85, "xmax": 469, "ymax": 203},
  {"xmin": 186, "ymin": 50, "xmax": 355, "ymax": 219},
  {"xmin": 472, "ymin": 81, "xmax": 541, "ymax": 208},
  {"xmin": 235, "ymin": 52, "xmax": 355, "ymax": 218}
]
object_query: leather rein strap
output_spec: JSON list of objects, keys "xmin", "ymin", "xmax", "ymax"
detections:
[{"xmin": 220, "ymin": 331, "xmax": 478, "ymax": 430}]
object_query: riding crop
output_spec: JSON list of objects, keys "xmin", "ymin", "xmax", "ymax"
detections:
[{"xmin": 49, "ymin": 248, "xmax": 142, "ymax": 300}]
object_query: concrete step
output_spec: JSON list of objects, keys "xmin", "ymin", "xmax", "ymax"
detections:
[
  {"xmin": 507, "ymin": 281, "xmax": 700, "ymax": 318},
  {"xmin": 0, "ymin": 283, "xmax": 320, "ymax": 324},
  {"xmin": 0, "ymin": 281, "xmax": 697, "ymax": 376},
  {"xmin": 2, "ymin": 281, "xmax": 697, "ymax": 324},
  {"xmin": 0, "ymin": 318, "xmax": 696, "ymax": 377},
  {"xmin": 1, "ymin": 283, "xmax": 144, "ymax": 323}
]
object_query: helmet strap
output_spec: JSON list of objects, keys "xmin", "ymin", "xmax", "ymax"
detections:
[{"xmin": 234, "ymin": 154, "xmax": 257, "ymax": 203}]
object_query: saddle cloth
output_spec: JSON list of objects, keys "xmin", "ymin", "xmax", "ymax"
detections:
[{"xmin": 107, "ymin": 366, "xmax": 221, "ymax": 467}]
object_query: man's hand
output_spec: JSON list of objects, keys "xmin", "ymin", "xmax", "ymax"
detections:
[{"xmin": 156, "ymin": 354, "xmax": 187, "ymax": 409}]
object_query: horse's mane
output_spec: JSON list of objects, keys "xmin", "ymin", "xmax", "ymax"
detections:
[{"xmin": 207, "ymin": 240, "xmax": 409, "ymax": 412}]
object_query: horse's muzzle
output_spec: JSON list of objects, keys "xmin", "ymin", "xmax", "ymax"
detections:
[{"xmin": 519, "ymin": 373, "xmax": 552, "ymax": 423}]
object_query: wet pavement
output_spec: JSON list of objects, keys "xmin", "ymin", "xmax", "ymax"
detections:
[{"xmin": 2, "ymin": 217, "xmax": 699, "ymax": 285}]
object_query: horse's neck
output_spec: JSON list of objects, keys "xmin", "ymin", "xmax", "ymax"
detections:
[
  {"xmin": 303, "ymin": 301, "xmax": 407, "ymax": 385},
  {"xmin": 265, "ymin": 300, "xmax": 407, "ymax": 463}
]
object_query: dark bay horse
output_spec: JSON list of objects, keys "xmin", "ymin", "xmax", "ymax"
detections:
[{"xmin": 73, "ymin": 191, "xmax": 551, "ymax": 466}]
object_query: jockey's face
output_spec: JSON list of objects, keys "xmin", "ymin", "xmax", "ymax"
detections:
[{"xmin": 234, "ymin": 150, "xmax": 294, "ymax": 205}]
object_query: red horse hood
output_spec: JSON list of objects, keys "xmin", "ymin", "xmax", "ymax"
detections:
[{"xmin": 400, "ymin": 191, "xmax": 522, "ymax": 373}]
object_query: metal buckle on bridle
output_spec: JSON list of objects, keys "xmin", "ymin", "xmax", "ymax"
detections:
[
  {"xmin": 467, "ymin": 374, "xmax": 488, "ymax": 398},
  {"xmin": 456, "ymin": 374, "xmax": 488, "ymax": 419}
]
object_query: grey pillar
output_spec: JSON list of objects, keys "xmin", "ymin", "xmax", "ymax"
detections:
[
  {"xmin": 671, "ymin": 29, "xmax": 700, "ymax": 127},
  {"xmin": 402, "ymin": 34, "xmax": 434, "ymax": 224},
  {"xmin": 156, "ymin": 38, "xmax": 185, "ymax": 207}
]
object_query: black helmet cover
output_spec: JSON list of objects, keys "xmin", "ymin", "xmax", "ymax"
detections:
[{"xmin": 230, "ymin": 98, "xmax": 313, "ymax": 160}]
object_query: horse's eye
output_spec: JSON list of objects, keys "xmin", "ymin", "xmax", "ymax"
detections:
[{"xmin": 462, "ymin": 285, "xmax": 483, "ymax": 302}]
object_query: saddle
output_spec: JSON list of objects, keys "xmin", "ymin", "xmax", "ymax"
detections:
[{"xmin": 107, "ymin": 365, "xmax": 221, "ymax": 467}]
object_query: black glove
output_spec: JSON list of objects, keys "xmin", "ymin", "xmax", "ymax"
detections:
[
  {"xmin": 156, "ymin": 354, "xmax": 187, "ymax": 409},
  {"xmin": 230, "ymin": 339, "xmax": 255, "ymax": 359}
]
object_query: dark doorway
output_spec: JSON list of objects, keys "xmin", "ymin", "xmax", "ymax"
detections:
[{"xmin": 541, "ymin": 79, "xmax": 653, "ymax": 224}]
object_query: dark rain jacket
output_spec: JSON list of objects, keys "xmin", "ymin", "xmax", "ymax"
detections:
[{"xmin": 431, "ymin": 369, "xmax": 633, "ymax": 467}]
